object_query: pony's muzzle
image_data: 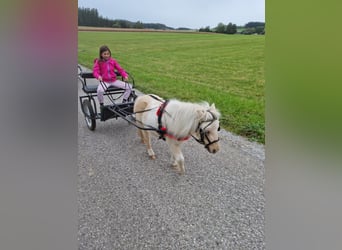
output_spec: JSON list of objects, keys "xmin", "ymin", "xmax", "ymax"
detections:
[{"xmin": 207, "ymin": 143, "xmax": 220, "ymax": 154}]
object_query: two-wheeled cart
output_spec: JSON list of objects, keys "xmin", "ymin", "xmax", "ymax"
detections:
[{"xmin": 78, "ymin": 64, "xmax": 138, "ymax": 131}]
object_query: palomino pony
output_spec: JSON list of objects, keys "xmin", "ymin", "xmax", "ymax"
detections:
[{"xmin": 133, "ymin": 94, "xmax": 220, "ymax": 174}]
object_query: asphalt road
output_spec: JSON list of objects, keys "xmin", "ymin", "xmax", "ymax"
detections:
[{"xmin": 78, "ymin": 67, "xmax": 265, "ymax": 249}]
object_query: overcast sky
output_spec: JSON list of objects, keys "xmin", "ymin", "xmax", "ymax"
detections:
[{"xmin": 78, "ymin": 0, "xmax": 264, "ymax": 29}]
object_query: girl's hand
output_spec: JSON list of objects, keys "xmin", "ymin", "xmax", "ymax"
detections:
[
  {"xmin": 98, "ymin": 76, "xmax": 103, "ymax": 81},
  {"xmin": 124, "ymin": 76, "xmax": 129, "ymax": 82}
]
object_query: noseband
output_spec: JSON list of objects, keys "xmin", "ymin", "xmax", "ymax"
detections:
[{"xmin": 192, "ymin": 110, "xmax": 220, "ymax": 148}]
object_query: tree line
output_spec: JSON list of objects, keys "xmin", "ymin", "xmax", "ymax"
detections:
[
  {"xmin": 78, "ymin": 7, "xmax": 182, "ymax": 30},
  {"xmin": 199, "ymin": 21, "xmax": 265, "ymax": 35},
  {"xmin": 78, "ymin": 7, "xmax": 264, "ymax": 34}
]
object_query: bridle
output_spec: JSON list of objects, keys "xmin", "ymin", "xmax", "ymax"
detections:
[{"xmin": 192, "ymin": 110, "xmax": 220, "ymax": 149}]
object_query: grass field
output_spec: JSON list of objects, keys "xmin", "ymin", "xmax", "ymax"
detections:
[{"xmin": 78, "ymin": 31, "xmax": 265, "ymax": 143}]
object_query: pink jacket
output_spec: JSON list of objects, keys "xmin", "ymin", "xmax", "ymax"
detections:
[{"xmin": 93, "ymin": 58, "xmax": 128, "ymax": 82}]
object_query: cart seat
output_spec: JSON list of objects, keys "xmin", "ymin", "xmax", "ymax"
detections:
[
  {"xmin": 80, "ymin": 71, "xmax": 123, "ymax": 79},
  {"xmin": 79, "ymin": 71, "xmax": 125, "ymax": 94}
]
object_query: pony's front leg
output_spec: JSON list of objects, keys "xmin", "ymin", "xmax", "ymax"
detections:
[{"xmin": 167, "ymin": 140, "xmax": 185, "ymax": 174}]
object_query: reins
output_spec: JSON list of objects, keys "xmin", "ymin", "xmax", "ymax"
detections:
[
  {"xmin": 128, "ymin": 94, "xmax": 164, "ymax": 116},
  {"xmin": 128, "ymin": 94, "xmax": 167, "ymax": 135},
  {"xmin": 99, "ymin": 80, "xmax": 127, "ymax": 104}
]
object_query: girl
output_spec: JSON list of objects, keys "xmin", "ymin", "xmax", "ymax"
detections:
[{"xmin": 93, "ymin": 45, "xmax": 133, "ymax": 104}]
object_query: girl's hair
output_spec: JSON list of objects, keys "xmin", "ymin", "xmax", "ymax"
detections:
[{"xmin": 99, "ymin": 45, "xmax": 111, "ymax": 60}]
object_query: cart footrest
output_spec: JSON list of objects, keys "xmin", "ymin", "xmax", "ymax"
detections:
[{"xmin": 101, "ymin": 103, "xmax": 134, "ymax": 121}]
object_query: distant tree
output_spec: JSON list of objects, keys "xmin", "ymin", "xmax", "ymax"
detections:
[
  {"xmin": 78, "ymin": 7, "xmax": 100, "ymax": 26},
  {"xmin": 199, "ymin": 26, "xmax": 211, "ymax": 32},
  {"xmin": 117, "ymin": 19, "xmax": 131, "ymax": 28},
  {"xmin": 255, "ymin": 26, "xmax": 265, "ymax": 34},
  {"xmin": 215, "ymin": 22, "xmax": 226, "ymax": 33},
  {"xmin": 143, "ymin": 23, "xmax": 173, "ymax": 30},
  {"xmin": 112, "ymin": 21, "xmax": 121, "ymax": 28},
  {"xmin": 241, "ymin": 27, "xmax": 256, "ymax": 35},
  {"xmin": 133, "ymin": 21, "xmax": 144, "ymax": 29},
  {"xmin": 245, "ymin": 22, "xmax": 265, "ymax": 28},
  {"xmin": 225, "ymin": 22, "xmax": 237, "ymax": 34},
  {"xmin": 111, "ymin": 19, "xmax": 136, "ymax": 28}
]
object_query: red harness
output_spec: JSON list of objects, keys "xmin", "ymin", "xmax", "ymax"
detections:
[{"xmin": 156, "ymin": 101, "xmax": 190, "ymax": 141}]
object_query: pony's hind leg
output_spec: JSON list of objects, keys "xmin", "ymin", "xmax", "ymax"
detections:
[
  {"xmin": 143, "ymin": 131, "xmax": 155, "ymax": 160},
  {"xmin": 133, "ymin": 95, "xmax": 149, "ymax": 145},
  {"xmin": 136, "ymin": 128, "xmax": 155, "ymax": 159},
  {"xmin": 137, "ymin": 129, "xmax": 144, "ymax": 144}
]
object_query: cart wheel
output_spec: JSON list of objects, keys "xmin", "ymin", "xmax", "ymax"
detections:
[
  {"xmin": 82, "ymin": 99, "xmax": 96, "ymax": 131},
  {"xmin": 78, "ymin": 64, "xmax": 82, "ymax": 75}
]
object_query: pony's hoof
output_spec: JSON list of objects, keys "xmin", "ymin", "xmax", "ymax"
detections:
[
  {"xmin": 149, "ymin": 155, "xmax": 156, "ymax": 160},
  {"xmin": 171, "ymin": 164, "xmax": 184, "ymax": 175},
  {"xmin": 175, "ymin": 169, "xmax": 185, "ymax": 175},
  {"xmin": 177, "ymin": 170, "xmax": 184, "ymax": 175}
]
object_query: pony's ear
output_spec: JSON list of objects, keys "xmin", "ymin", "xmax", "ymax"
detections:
[
  {"xmin": 196, "ymin": 109, "xmax": 206, "ymax": 120},
  {"xmin": 210, "ymin": 103, "xmax": 216, "ymax": 110}
]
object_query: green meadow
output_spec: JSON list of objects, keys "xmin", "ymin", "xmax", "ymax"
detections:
[{"xmin": 78, "ymin": 31, "xmax": 265, "ymax": 143}]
